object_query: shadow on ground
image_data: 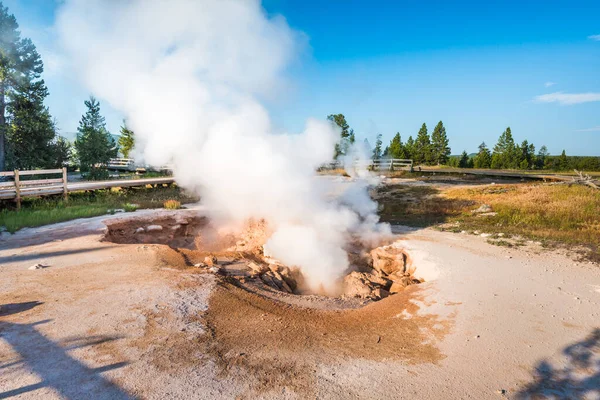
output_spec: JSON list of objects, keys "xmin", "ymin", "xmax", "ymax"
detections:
[
  {"xmin": 375, "ymin": 185, "xmax": 474, "ymax": 227},
  {"xmin": 0, "ymin": 302, "xmax": 134, "ymax": 399},
  {"xmin": 0, "ymin": 247, "xmax": 110, "ymax": 264},
  {"xmin": 515, "ymin": 328, "xmax": 600, "ymax": 399}
]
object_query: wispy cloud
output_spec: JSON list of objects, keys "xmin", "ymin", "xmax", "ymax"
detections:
[
  {"xmin": 589, "ymin": 34, "xmax": 600, "ymax": 41},
  {"xmin": 544, "ymin": 82, "xmax": 556, "ymax": 87},
  {"xmin": 575, "ymin": 126, "xmax": 600, "ymax": 132},
  {"xmin": 534, "ymin": 92, "xmax": 600, "ymax": 105}
]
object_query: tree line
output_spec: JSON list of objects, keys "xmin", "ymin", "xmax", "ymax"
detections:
[
  {"xmin": 329, "ymin": 114, "xmax": 600, "ymax": 171},
  {"xmin": 0, "ymin": 2, "xmax": 136, "ymax": 179}
]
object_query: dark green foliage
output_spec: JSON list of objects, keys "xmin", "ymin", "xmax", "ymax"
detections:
[
  {"xmin": 492, "ymin": 127, "xmax": 518, "ymax": 169},
  {"xmin": 0, "ymin": 2, "xmax": 60, "ymax": 171},
  {"xmin": 473, "ymin": 142, "xmax": 492, "ymax": 168},
  {"xmin": 51, "ymin": 136, "xmax": 71, "ymax": 168},
  {"xmin": 404, "ymin": 135, "xmax": 415, "ymax": 160},
  {"xmin": 5, "ymin": 81, "xmax": 59, "ymax": 169},
  {"xmin": 536, "ymin": 145, "xmax": 549, "ymax": 169},
  {"xmin": 558, "ymin": 150, "xmax": 568, "ymax": 171},
  {"xmin": 414, "ymin": 123, "xmax": 431, "ymax": 165},
  {"xmin": 430, "ymin": 121, "xmax": 450, "ymax": 165},
  {"xmin": 516, "ymin": 140, "xmax": 536, "ymax": 170},
  {"xmin": 75, "ymin": 96, "xmax": 118, "ymax": 179},
  {"xmin": 328, "ymin": 113, "xmax": 354, "ymax": 159},
  {"xmin": 387, "ymin": 132, "xmax": 407, "ymax": 159},
  {"xmin": 118, "ymin": 120, "xmax": 135, "ymax": 158},
  {"xmin": 458, "ymin": 150, "xmax": 473, "ymax": 168},
  {"xmin": 372, "ymin": 133, "xmax": 383, "ymax": 160}
]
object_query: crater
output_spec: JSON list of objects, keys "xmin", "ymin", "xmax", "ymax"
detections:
[{"xmin": 103, "ymin": 211, "xmax": 421, "ymax": 306}]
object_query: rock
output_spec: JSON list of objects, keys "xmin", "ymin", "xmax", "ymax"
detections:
[
  {"xmin": 261, "ymin": 271, "xmax": 293, "ymax": 293},
  {"xmin": 472, "ymin": 204, "xmax": 493, "ymax": 214},
  {"xmin": 204, "ymin": 256, "xmax": 218, "ymax": 266},
  {"xmin": 247, "ymin": 262, "xmax": 267, "ymax": 274},
  {"xmin": 146, "ymin": 225, "xmax": 163, "ymax": 232},
  {"xmin": 134, "ymin": 227, "xmax": 145, "ymax": 234},
  {"xmin": 372, "ymin": 288, "xmax": 390, "ymax": 300},
  {"xmin": 480, "ymin": 233, "xmax": 492, "ymax": 238},
  {"xmin": 343, "ymin": 272, "xmax": 375, "ymax": 298},
  {"xmin": 170, "ymin": 224, "xmax": 181, "ymax": 231},
  {"xmin": 389, "ymin": 276, "xmax": 413, "ymax": 293},
  {"xmin": 343, "ymin": 271, "xmax": 392, "ymax": 299},
  {"xmin": 370, "ymin": 246, "xmax": 407, "ymax": 276},
  {"xmin": 208, "ymin": 266, "xmax": 221, "ymax": 274},
  {"xmin": 28, "ymin": 263, "xmax": 48, "ymax": 270}
]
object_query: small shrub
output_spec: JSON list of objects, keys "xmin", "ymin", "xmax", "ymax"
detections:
[
  {"xmin": 163, "ymin": 199, "xmax": 181, "ymax": 210},
  {"xmin": 123, "ymin": 203, "xmax": 138, "ymax": 212},
  {"xmin": 83, "ymin": 167, "xmax": 110, "ymax": 181}
]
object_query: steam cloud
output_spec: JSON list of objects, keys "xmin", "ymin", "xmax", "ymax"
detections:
[{"xmin": 56, "ymin": 0, "xmax": 390, "ymax": 293}]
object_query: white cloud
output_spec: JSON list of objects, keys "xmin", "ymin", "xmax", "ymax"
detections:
[
  {"xmin": 575, "ymin": 126, "xmax": 600, "ymax": 132},
  {"xmin": 544, "ymin": 82, "xmax": 556, "ymax": 87},
  {"xmin": 588, "ymin": 34, "xmax": 600, "ymax": 41},
  {"xmin": 534, "ymin": 92, "xmax": 600, "ymax": 105}
]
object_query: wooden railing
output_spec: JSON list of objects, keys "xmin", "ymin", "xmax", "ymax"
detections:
[
  {"xmin": 320, "ymin": 158, "xmax": 413, "ymax": 171},
  {"xmin": 0, "ymin": 169, "xmax": 176, "ymax": 207},
  {"xmin": 107, "ymin": 158, "xmax": 136, "ymax": 171},
  {"xmin": 0, "ymin": 168, "xmax": 68, "ymax": 209}
]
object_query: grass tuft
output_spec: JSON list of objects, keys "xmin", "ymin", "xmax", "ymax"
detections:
[{"xmin": 163, "ymin": 199, "xmax": 181, "ymax": 210}]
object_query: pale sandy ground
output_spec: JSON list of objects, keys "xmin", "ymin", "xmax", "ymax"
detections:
[{"xmin": 1, "ymin": 210, "xmax": 599, "ymax": 399}]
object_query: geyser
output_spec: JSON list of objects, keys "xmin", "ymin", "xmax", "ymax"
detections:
[{"xmin": 56, "ymin": 0, "xmax": 390, "ymax": 293}]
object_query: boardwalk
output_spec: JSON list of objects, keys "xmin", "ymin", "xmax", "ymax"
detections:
[{"xmin": 0, "ymin": 168, "xmax": 174, "ymax": 206}]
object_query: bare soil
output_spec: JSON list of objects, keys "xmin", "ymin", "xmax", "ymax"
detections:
[{"xmin": 1, "ymin": 207, "xmax": 599, "ymax": 399}]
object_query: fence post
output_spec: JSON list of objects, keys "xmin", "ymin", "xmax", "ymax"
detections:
[
  {"xmin": 62, "ymin": 167, "xmax": 68, "ymax": 202},
  {"xmin": 14, "ymin": 169, "xmax": 21, "ymax": 210}
]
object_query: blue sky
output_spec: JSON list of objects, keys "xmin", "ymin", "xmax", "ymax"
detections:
[{"xmin": 5, "ymin": 0, "xmax": 600, "ymax": 155}]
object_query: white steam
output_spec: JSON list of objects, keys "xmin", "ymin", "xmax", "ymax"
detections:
[{"xmin": 56, "ymin": 0, "xmax": 390, "ymax": 293}]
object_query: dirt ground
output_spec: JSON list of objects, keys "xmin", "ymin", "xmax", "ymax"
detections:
[{"xmin": 1, "ymin": 205, "xmax": 599, "ymax": 399}]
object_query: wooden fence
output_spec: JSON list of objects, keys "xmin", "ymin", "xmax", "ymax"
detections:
[
  {"xmin": 321, "ymin": 158, "xmax": 413, "ymax": 171},
  {"xmin": 107, "ymin": 158, "xmax": 136, "ymax": 171},
  {"xmin": 0, "ymin": 168, "xmax": 67, "ymax": 209},
  {"xmin": 0, "ymin": 168, "xmax": 175, "ymax": 209}
]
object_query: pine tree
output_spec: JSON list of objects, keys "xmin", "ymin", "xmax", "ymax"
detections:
[
  {"xmin": 405, "ymin": 135, "xmax": 415, "ymax": 160},
  {"xmin": 492, "ymin": 127, "xmax": 517, "ymax": 169},
  {"xmin": 388, "ymin": 132, "xmax": 406, "ymax": 159},
  {"xmin": 328, "ymin": 113, "xmax": 353, "ymax": 159},
  {"xmin": 558, "ymin": 149, "xmax": 568, "ymax": 171},
  {"xmin": 5, "ymin": 80, "xmax": 57, "ymax": 169},
  {"xmin": 372, "ymin": 134, "xmax": 383, "ymax": 160},
  {"xmin": 528, "ymin": 142, "xmax": 536, "ymax": 169},
  {"xmin": 458, "ymin": 151, "xmax": 470, "ymax": 168},
  {"xmin": 430, "ymin": 121, "xmax": 450, "ymax": 165},
  {"xmin": 414, "ymin": 123, "xmax": 431, "ymax": 165},
  {"xmin": 0, "ymin": 4, "xmax": 47, "ymax": 170},
  {"xmin": 51, "ymin": 136, "xmax": 71, "ymax": 168},
  {"xmin": 473, "ymin": 142, "xmax": 492, "ymax": 168},
  {"xmin": 118, "ymin": 120, "xmax": 135, "ymax": 158},
  {"xmin": 75, "ymin": 96, "xmax": 118, "ymax": 179},
  {"xmin": 536, "ymin": 145, "xmax": 549, "ymax": 169}
]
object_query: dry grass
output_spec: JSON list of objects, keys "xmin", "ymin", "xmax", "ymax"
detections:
[
  {"xmin": 444, "ymin": 184, "xmax": 600, "ymax": 248},
  {"xmin": 164, "ymin": 199, "xmax": 181, "ymax": 210},
  {"xmin": 377, "ymin": 183, "xmax": 600, "ymax": 261}
]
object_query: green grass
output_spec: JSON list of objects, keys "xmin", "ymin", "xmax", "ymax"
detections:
[
  {"xmin": 0, "ymin": 185, "xmax": 198, "ymax": 233},
  {"xmin": 0, "ymin": 204, "xmax": 112, "ymax": 233}
]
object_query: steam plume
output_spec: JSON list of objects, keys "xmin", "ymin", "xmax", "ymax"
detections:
[{"xmin": 56, "ymin": 0, "xmax": 389, "ymax": 293}]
